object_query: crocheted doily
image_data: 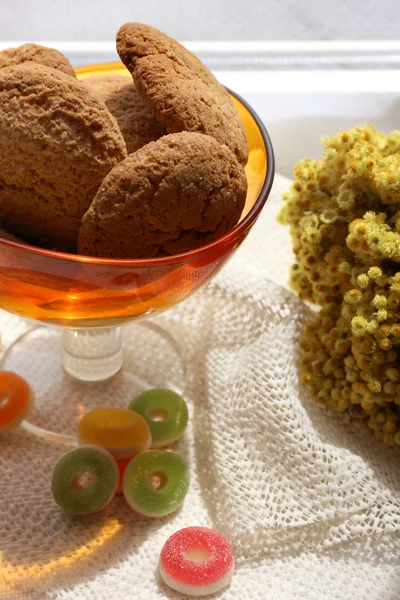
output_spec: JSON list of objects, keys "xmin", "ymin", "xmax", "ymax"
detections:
[{"xmin": 1, "ymin": 174, "xmax": 399, "ymax": 600}]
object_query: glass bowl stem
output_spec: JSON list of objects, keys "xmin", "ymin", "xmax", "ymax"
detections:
[{"xmin": 63, "ymin": 326, "xmax": 123, "ymax": 381}]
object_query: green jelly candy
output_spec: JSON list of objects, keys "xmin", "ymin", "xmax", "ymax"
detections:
[
  {"xmin": 122, "ymin": 449, "xmax": 190, "ymax": 517},
  {"xmin": 51, "ymin": 445, "xmax": 118, "ymax": 515},
  {"xmin": 128, "ymin": 388, "xmax": 188, "ymax": 448}
]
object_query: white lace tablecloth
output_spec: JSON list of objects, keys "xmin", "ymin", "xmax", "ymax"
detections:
[{"xmin": 1, "ymin": 174, "xmax": 399, "ymax": 600}]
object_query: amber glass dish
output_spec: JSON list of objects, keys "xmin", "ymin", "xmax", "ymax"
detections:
[
  {"xmin": 0, "ymin": 62, "xmax": 274, "ymax": 442},
  {"xmin": 0, "ymin": 62, "xmax": 273, "ymax": 328}
]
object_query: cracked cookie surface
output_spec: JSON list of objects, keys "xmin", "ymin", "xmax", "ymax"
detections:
[
  {"xmin": 116, "ymin": 23, "xmax": 248, "ymax": 165},
  {"xmin": 78, "ymin": 132, "xmax": 247, "ymax": 258},
  {"xmin": 0, "ymin": 63, "xmax": 127, "ymax": 251},
  {"xmin": 0, "ymin": 43, "xmax": 76, "ymax": 77},
  {"xmin": 84, "ymin": 73, "xmax": 166, "ymax": 154}
]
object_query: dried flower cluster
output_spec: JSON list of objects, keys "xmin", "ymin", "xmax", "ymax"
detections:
[{"xmin": 279, "ymin": 125, "xmax": 400, "ymax": 444}]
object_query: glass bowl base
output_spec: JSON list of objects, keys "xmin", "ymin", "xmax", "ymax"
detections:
[{"xmin": 2, "ymin": 321, "xmax": 186, "ymax": 445}]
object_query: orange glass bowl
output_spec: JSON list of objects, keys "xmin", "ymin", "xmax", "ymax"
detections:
[{"xmin": 0, "ymin": 62, "xmax": 274, "ymax": 391}]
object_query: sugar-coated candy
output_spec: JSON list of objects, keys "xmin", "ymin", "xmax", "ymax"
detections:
[
  {"xmin": 128, "ymin": 388, "xmax": 188, "ymax": 448},
  {"xmin": 122, "ymin": 449, "xmax": 189, "ymax": 517},
  {"xmin": 51, "ymin": 445, "xmax": 118, "ymax": 514},
  {"xmin": 159, "ymin": 526, "xmax": 234, "ymax": 596},
  {"xmin": 78, "ymin": 407, "xmax": 151, "ymax": 459},
  {"xmin": 0, "ymin": 371, "xmax": 35, "ymax": 432}
]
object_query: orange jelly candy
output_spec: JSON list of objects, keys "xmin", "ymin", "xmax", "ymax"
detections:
[
  {"xmin": 0, "ymin": 371, "xmax": 35, "ymax": 432},
  {"xmin": 78, "ymin": 408, "xmax": 151, "ymax": 459}
]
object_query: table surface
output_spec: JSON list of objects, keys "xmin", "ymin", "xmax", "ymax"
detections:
[{"xmin": 0, "ymin": 41, "xmax": 399, "ymax": 600}]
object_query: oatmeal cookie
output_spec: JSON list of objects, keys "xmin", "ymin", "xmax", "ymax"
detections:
[
  {"xmin": 84, "ymin": 73, "xmax": 166, "ymax": 154},
  {"xmin": 0, "ymin": 63, "xmax": 127, "ymax": 251},
  {"xmin": 78, "ymin": 132, "xmax": 247, "ymax": 258},
  {"xmin": 0, "ymin": 43, "xmax": 76, "ymax": 77},
  {"xmin": 116, "ymin": 23, "xmax": 248, "ymax": 165}
]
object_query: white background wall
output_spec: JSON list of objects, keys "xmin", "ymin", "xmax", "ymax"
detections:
[{"xmin": 0, "ymin": 0, "xmax": 398, "ymax": 41}]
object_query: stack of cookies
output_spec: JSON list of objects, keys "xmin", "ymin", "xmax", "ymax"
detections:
[{"xmin": 0, "ymin": 24, "xmax": 248, "ymax": 258}]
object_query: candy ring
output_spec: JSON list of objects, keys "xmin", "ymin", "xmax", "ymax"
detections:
[
  {"xmin": 159, "ymin": 527, "xmax": 234, "ymax": 596},
  {"xmin": 52, "ymin": 445, "xmax": 119, "ymax": 514},
  {"xmin": 128, "ymin": 389, "xmax": 188, "ymax": 448},
  {"xmin": 0, "ymin": 371, "xmax": 35, "ymax": 432},
  {"xmin": 78, "ymin": 407, "xmax": 151, "ymax": 459},
  {"xmin": 122, "ymin": 449, "xmax": 189, "ymax": 517}
]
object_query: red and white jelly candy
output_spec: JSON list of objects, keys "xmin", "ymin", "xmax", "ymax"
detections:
[{"xmin": 159, "ymin": 526, "xmax": 234, "ymax": 597}]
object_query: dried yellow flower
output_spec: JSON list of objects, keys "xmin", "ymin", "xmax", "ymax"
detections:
[{"xmin": 279, "ymin": 125, "xmax": 400, "ymax": 444}]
